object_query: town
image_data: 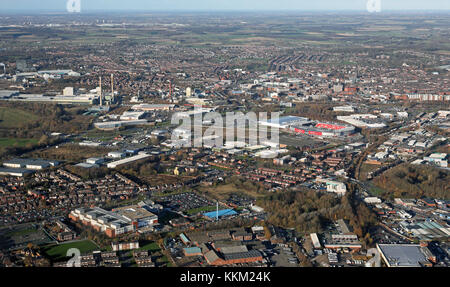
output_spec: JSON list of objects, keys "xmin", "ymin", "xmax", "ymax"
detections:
[{"xmin": 0, "ymin": 10, "xmax": 448, "ymax": 269}]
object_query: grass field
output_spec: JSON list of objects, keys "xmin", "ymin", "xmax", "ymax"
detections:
[
  {"xmin": 197, "ymin": 183, "xmax": 263, "ymax": 201},
  {"xmin": 30, "ymin": 144, "xmax": 113, "ymax": 162},
  {"xmin": 0, "ymin": 107, "xmax": 38, "ymax": 128},
  {"xmin": 136, "ymin": 241, "xmax": 161, "ymax": 252},
  {"xmin": 5, "ymin": 227, "xmax": 39, "ymax": 237},
  {"xmin": 41, "ymin": 240, "xmax": 99, "ymax": 262},
  {"xmin": 0, "ymin": 138, "xmax": 38, "ymax": 148}
]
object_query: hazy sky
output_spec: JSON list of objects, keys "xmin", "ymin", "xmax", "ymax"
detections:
[{"xmin": 1, "ymin": 0, "xmax": 449, "ymax": 12}]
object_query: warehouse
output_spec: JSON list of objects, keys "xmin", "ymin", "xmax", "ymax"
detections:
[
  {"xmin": 107, "ymin": 153, "xmax": 151, "ymax": 169},
  {"xmin": 3, "ymin": 158, "xmax": 59, "ymax": 170},
  {"xmin": 310, "ymin": 233, "xmax": 322, "ymax": 249},
  {"xmin": 94, "ymin": 120, "xmax": 148, "ymax": 130},
  {"xmin": 0, "ymin": 93, "xmax": 96, "ymax": 105},
  {"xmin": 0, "ymin": 168, "xmax": 34, "ymax": 177},
  {"xmin": 204, "ymin": 249, "xmax": 263, "ymax": 266},
  {"xmin": 131, "ymin": 103, "xmax": 175, "ymax": 111},
  {"xmin": 86, "ymin": 157, "xmax": 105, "ymax": 165},
  {"xmin": 259, "ymin": 116, "xmax": 310, "ymax": 129},
  {"xmin": 183, "ymin": 247, "xmax": 203, "ymax": 257},
  {"xmin": 376, "ymin": 244, "xmax": 430, "ymax": 267},
  {"xmin": 120, "ymin": 111, "xmax": 146, "ymax": 121}
]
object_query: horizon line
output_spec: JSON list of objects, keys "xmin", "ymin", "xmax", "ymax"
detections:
[{"xmin": 1, "ymin": 9, "xmax": 450, "ymax": 14}]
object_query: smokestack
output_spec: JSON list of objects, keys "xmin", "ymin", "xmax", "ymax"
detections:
[
  {"xmin": 99, "ymin": 76, "xmax": 103, "ymax": 106},
  {"xmin": 216, "ymin": 201, "xmax": 219, "ymax": 221},
  {"xmin": 111, "ymin": 74, "xmax": 114, "ymax": 104}
]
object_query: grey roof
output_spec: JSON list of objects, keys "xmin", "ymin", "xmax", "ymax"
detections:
[
  {"xmin": 0, "ymin": 90, "xmax": 19, "ymax": 98},
  {"xmin": 223, "ymin": 250, "xmax": 262, "ymax": 261},
  {"xmin": 204, "ymin": 250, "xmax": 221, "ymax": 264},
  {"xmin": 220, "ymin": 245, "xmax": 248, "ymax": 255},
  {"xmin": 378, "ymin": 244, "xmax": 427, "ymax": 267},
  {"xmin": 0, "ymin": 167, "xmax": 34, "ymax": 175},
  {"xmin": 3, "ymin": 158, "xmax": 55, "ymax": 167}
]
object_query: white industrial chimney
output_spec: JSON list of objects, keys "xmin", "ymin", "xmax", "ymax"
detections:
[
  {"xmin": 111, "ymin": 74, "xmax": 114, "ymax": 104},
  {"xmin": 99, "ymin": 76, "xmax": 103, "ymax": 106}
]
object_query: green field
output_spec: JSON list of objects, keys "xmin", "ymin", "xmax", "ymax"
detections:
[
  {"xmin": 136, "ymin": 241, "xmax": 161, "ymax": 252},
  {"xmin": 41, "ymin": 240, "xmax": 99, "ymax": 262},
  {"xmin": 5, "ymin": 227, "xmax": 39, "ymax": 237},
  {"xmin": 0, "ymin": 107, "xmax": 38, "ymax": 128},
  {"xmin": 0, "ymin": 138, "xmax": 38, "ymax": 148}
]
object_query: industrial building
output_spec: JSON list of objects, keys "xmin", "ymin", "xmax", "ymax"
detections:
[
  {"xmin": 310, "ymin": 233, "xmax": 322, "ymax": 249},
  {"xmin": 94, "ymin": 119, "xmax": 149, "ymax": 130},
  {"xmin": 0, "ymin": 168, "xmax": 34, "ymax": 177},
  {"xmin": 183, "ymin": 247, "xmax": 203, "ymax": 257},
  {"xmin": 3, "ymin": 158, "xmax": 59, "ymax": 170},
  {"xmin": 131, "ymin": 104, "xmax": 175, "ymax": 111},
  {"xmin": 323, "ymin": 220, "xmax": 362, "ymax": 250},
  {"xmin": 337, "ymin": 114, "xmax": 387, "ymax": 128},
  {"xmin": 106, "ymin": 153, "xmax": 151, "ymax": 169},
  {"xmin": 376, "ymin": 244, "xmax": 432, "ymax": 267},
  {"xmin": 398, "ymin": 220, "xmax": 450, "ymax": 241},
  {"xmin": 204, "ymin": 249, "xmax": 263, "ymax": 266},
  {"xmin": 120, "ymin": 111, "xmax": 146, "ymax": 121},
  {"xmin": 0, "ymin": 90, "xmax": 98, "ymax": 105},
  {"xmin": 259, "ymin": 116, "xmax": 309, "ymax": 129}
]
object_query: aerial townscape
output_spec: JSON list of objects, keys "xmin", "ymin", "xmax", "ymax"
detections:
[{"xmin": 0, "ymin": 2, "xmax": 449, "ymax": 271}]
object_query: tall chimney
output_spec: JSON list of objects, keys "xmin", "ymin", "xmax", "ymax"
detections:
[
  {"xmin": 111, "ymin": 74, "xmax": 114, "ymax": 104},
  {"xmin": 99, "ymin": 76, "xmax": 103, "ymax": 106}
]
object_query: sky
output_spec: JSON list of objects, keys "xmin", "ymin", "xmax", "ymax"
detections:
[{"xmin": 1, "ymin": 0, "xmax": 449, "ymax": 12}]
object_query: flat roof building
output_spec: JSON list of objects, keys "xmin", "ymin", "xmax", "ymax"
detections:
[
  {"xmin": 377, "ymin": 244, "xmax": 430, "ymax": 267},
  {"xmin": 112, "ymin": 205, "xmax": 158, "ymax": 228}
]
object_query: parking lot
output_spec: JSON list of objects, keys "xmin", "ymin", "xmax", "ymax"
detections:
[{"xmin": 160, "ymin": 192, "xmax": 215, "ymax": 213}]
